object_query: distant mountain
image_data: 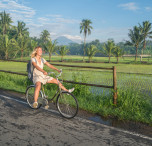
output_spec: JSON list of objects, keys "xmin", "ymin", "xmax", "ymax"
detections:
[{"xmin": 54, "ymin": 36, "xmax": 76, "ymax": 45}]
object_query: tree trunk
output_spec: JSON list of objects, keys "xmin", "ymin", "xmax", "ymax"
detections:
[
  {"xmin": 83, "ymin": 36, "xmax": 86, "ymax": 62},
  {"xmin": 117, "ymin": 57, "xmax": 119, "ymax": 63},
  {"xmin": 109, "ymin": 55, "xmax": 110, "ymax": 63},
  {"xmin": 89, "ymin": 57, "xmax": 91, "ymax": 63},
  {"xmin": 135, "ymin": 47, "xmax": 138, "ymax": 61},
  {"xmin": 5, "ymin": 50, "xmax": 8, "ymax": 60},
  {"xmin": 141, "ymin": 39, "xmax": 146, "ymax": 62},
  {"xmin": 49, "ymin": 52, "xmax": 52, "ymax": 62},
  {"xmin": 21, "ymin": 49, "xmax": 23, "ymax": 61},
  {"xmin": 13, "ymin": 51, "xmax": 19, "ymax": 59},
  {"xmin": 61, "ymin": 56, "xmax": 63, "ymax": 62},
  {"xmin": 140, "ymin": 55, "xmax": 142, "ymax": 62}
]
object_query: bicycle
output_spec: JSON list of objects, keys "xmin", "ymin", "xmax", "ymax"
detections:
[{"xmin": 25, "ymin": 70, "xmax": 78, "ymax": 119}]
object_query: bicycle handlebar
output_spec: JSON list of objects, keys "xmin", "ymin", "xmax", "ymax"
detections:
[{"xmin": 48, "ymin": 69, "xmax": 62, "ymax": 78}]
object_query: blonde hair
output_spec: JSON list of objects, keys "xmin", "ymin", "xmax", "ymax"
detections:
[{"xmin": 30, "ymin": 46, "xmax": 42, "ymax": 58}]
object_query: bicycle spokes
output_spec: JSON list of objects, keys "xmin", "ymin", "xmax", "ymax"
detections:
[{"xmin": 56, "ymin": 92, "xmax": 78, "ymax": 118}]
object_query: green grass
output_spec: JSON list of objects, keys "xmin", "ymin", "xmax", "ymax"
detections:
[
  {"xmin": 0, "ymin": 72, "xmax": 151, "ymax": 125},
  {"xmin": 1, "ymin": 59, "xmax": 152, "ymax": 74},
  {"xmin": 15, "ymin": 55, "xmax": 152, "ymax": 64},
  {"xmin": 0, "ymin": 58, "xmax": 152, "ymax": 125}
]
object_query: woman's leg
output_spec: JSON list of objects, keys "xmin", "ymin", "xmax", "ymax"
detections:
[
  {"xmin": 47, "ymin": 78, "xmax": 68, "ymax": 91},
  {"xmin": 34, "ymin": 82, "xmax": 41, "ymax": 102}
]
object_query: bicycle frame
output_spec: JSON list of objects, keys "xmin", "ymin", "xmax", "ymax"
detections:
[
  {"xmin": 39, "ymin": 70, "xmax": 63, "ymax": 102},
  {"xmin": 41, "ymin": 84, "xmax": 60, "ymax": 102}
]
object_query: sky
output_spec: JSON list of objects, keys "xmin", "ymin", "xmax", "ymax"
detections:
[{"xmin": 0, "ymin": 0, "xmax": 152, "ymax": 43}]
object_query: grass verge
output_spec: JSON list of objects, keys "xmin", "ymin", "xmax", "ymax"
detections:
[{"xmin": 0, "ymin": 72, "xmax": 151, "ymax": 126}]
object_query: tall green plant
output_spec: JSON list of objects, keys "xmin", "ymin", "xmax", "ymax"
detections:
[
  {"xmin": 86, "ymin": 45, "xmax": 97, "ymax": 62},
  {"xmin": 127, "ymin": 26, "xmax": 143, "ymax": 61},
  {"xmin": 0, "ymin": 11, "xmax": 13, "ymax": 35},
  {"xmin": 113, "ymin": 46, "xmax": 124, "ymax": 63},
  {"xmin": 40, "ymin": 29, "xmax": 50, "ymax": 45},
  {"xmin": 58, "ymin": 46, "xmax": 69, "ymax": 62},
  {"xmin": 103, "ymin": 40, "xmax": 115, "ymax": 63},
  {"xmin": 30, "ymin": 39, "xmax": 38, "ymax": 51},
  {"xmin": 17, "ymin": 36, "xmax": 29, "ymax": 60},
  {"xmin": 16, "ymin": 21, "xmax": 29, "ymax": 38},
  {"xmin": 139, "ymin": 21, "xmax": 152, "ymax": 60},
  {"xmin": 45, "ymin": 39, "xmax": 57, "ymax": 61},
  {"xmin": 0, "ymin": 34, "xmax": 16, "ymax": 59},
  {"xmin": 80, "ymin": 19, "xmax": 93, "ymax": 61}
]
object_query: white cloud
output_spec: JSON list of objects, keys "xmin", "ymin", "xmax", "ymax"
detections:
[
  {"xmin": 49, "ymin": 32, "xmax": 57, "ymax": 36},
  {"xmin": 62, "ymin": 34, "xmax": 82, "ymax": 41},
  {"xmin": 55, "ymin": 17, "xmax": 80, "ymax": 24},
  {"xmin": 38, "ymin": 17, "xmax": 50, "ymax": 22},
  {"xmin": 46, "ymin": 14, "xmax": 62, "ymax": 18},
  {"xmin": 118, "ymin": 2, "xmax": 139, "ymax": 11},
  {"xmin": 145, "ymin": 7, "xmax": 152, "ymax": 12},
  {"xmin": 0, "ymin": 0, "xmax": 35, "ymax": 23}
]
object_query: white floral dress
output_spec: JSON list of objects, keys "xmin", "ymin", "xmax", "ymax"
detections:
[{"xmin": 32, "ymin": 58, "xmax": 53, "ymax": 84}]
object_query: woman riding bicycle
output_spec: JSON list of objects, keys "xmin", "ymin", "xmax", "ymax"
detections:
[{"xmin": 31, "ymin": 46, "xmax": 74, "ymax": 108}]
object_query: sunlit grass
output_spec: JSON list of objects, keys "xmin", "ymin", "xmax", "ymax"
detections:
[
  {"xmin": 14, "ymin": 55, "xmax": 152, "ymax": 63},
  {"xmin": 0, "ymin": 72, "xmax": 151, "ymax": 125},
  {"xmin": 1, "ymin": 60, "xmax": 152, "ymax": 74}
]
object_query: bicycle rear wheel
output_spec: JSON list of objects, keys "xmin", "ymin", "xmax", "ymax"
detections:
[
  {"xmin": 25, "ymin": 86, "xmax": 43, "ymax": 109},
  {"xmin": 56, "ymin": 91, "xmax": 78, "ymax": 119}
]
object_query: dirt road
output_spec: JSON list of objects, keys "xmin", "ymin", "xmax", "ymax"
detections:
[{"xmin": 0, "ymin": 91, "xmax": 152, "ymax": 146}]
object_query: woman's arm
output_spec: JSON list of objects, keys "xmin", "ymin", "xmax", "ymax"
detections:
[
  {"xmin": 32, "ymin": 62, "xmax": 47, "ymax": 75},
  {"xmin": 44, "ymin": 62, "xmax": 60, "ymax": 73}
]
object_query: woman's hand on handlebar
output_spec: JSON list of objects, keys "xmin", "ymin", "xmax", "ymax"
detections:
[
  {"xmin": 43, "ymin": 71, "xmax": 48, "ymax": 75},
  {"xmin": 57, "ymin": 69, "xmax": 62, "ymax": 73}
]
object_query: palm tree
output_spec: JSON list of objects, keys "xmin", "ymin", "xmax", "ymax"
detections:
[
  {"xmin": 30, "ymin": 39, "xmax": 38, "ymax": 51},
  {"xmin": 113, "ymin": 46, "xmax": 124, "ymax": 63},
  {"xmin": 0, "ymin": 35, "xmax": 15, "ymax": 59},
  {"xmin": 80, "ymin": 19, "xmax": 93, "ymax": 61},
  {"xmin": 139, "ymin": 21, "xmax": 152, "ymax": 61},
  {"xmin": 127, "ymin": 26, "xmax": 143, "ymax": 61},
  {"xmin": 16, "ymin": 21, "xmax": 29, "ymax": 38},
  {"xmin": 0, "ymin": 11, "xmax": 13, "ymax": 35},
  {"xmin": 58, "ymin": 46, "xmax": 69, "ymax": 62},
  {"xmin": 45, "ymin": 39, "xmax": 57, "ymax": 61},
  {"xmin": 17, "ymin": 36, "xmax": 29, "ymax": 60},
  {"xmin": 86, "ymin": 45, "xmax": 97, "ymax": 62},
  {"xmin": 40, "ymin": 30, "xmax": 50, "ymax": 45},
  {"xmin": 103, "ymin": 40, "xmax": 115, "ymax": 63}
]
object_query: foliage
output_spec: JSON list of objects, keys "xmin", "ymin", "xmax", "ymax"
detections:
[
  {"xmin": 139, "ymin": 21, "xmax": 152, "ymax": 56},
  {"xmin": 0, "ymin": 11, "xmax": 13, "ymax": 35},
  {"xmin": 127, "ymin": 26, "xmax": 143, "ymax": 61},
  {"xmin": 113, "ymin": 46, "xmax": 124, "ymax": 63},
  {"xmin": 58, "ymin": 46, "xmax": 69, "ymax": 61},
  {"xmin": 0, "ymin": 34, "xmax": 16, "ymax": 59},
  {"xmin": 80, "ymin": 19, "xmax": 93, "ymax": 61},
  {"xmin": 103, "ymin": 40, "xmax": 115, "ymax": 63},
  {"xmin": 16, "ymin": 21, "xmax": 29, "ymax": 38},
  {"xmin": 0, "ymin": 10, "xmax": 152, "ymax": 61},
  {"xmin": 86, "ymin": 45, "xmax": 98, "ymax": 62},
  {"xmin": 40, "ymin": 29, "xmax": 50, "ymax": 46},
  {"xmin": 0, "ymin": 71, "xmax": 152, "ymax": 125},
  {"xmin": 45, "ymin": 39, "xmax": 57, "ymax": 61}
]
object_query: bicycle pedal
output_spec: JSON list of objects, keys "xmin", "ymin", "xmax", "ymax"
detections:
[{"xmin": 38, "ymin": 97, "xmax": 43, "ymax": 104}]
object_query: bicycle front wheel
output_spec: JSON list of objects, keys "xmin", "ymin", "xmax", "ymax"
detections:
[
  {"xmin": 25, "ymin": 86, "xmax": 43, "ymax": 109},
  {"xmin": 56, "ymin": 91, "xmax": 78, "ymax": 119}
]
